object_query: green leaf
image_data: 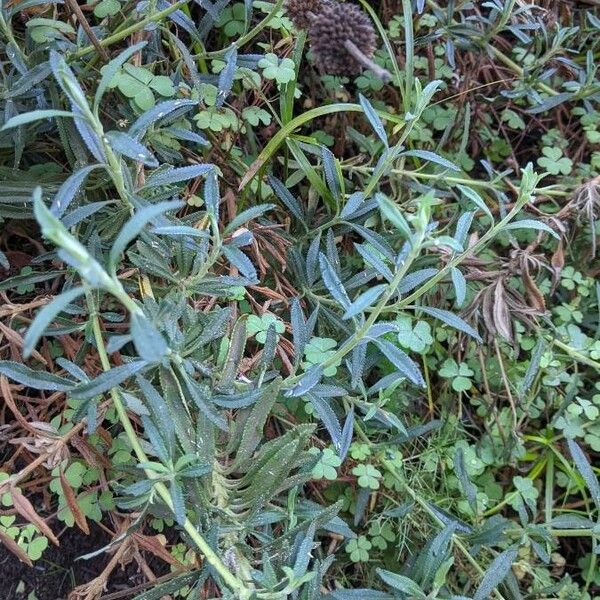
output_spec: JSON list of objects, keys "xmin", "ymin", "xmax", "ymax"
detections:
[
  {"xmin": 33, "ymin": 189, "xmax": 115, "ymax": 290},
  {"xmin": 376, "ymin": 569, "xmax": 427, "ymax": 598},
  {"xmin": 133, "ymin": 87, "xmax": 155, "ymax": 111},
  {"xmin": 567, "ymin": 438, "xmax": 600, "ymax": 510},
  {"xmin": 503, "ymin": 219, "xmax": 559, "ymax": 239},
  {"xmin": 343, "ymin": 285, "xmax": 386, "ymax": 320},
  {"xmin": 319, "ymin": 253, "xmax": 351, "ymax": 309},
  {"xmin": 473, "ymin": 547, "xmax": 518, "ymax": 600},
  {"xmin": 0, "ymin": 361, "xmax": 74, "ymax": 391},
  {"xmin": 23, "ymin": 287, "xmax": 85, "ymax": 358},
  {"xmin": 457, "ymin": 184, "xmax": 493, "ymax": 222},
  {"xmin": 1, "ymin": 110, "xmax": 73, "ymax": 130},
  {"xmin": 94, "ymin": 0, "xmax": 120, "ymax": 18},
  {"xmin": 149, "ymin": 75, "xmax": 175, "ymax": 97},
  {"xmin": 116, "ymin": 72, "xmax": 146, "ymax": 98},
  {"xmin": 329, "ymin": 590, "xmax": 393, "ymax": 599},
  {"xmin": 377, "ymin": 194, "xmax": 413, "ymax": 240},
  {"xmin": 359, "ymin": 93, "xmax": 388, "ymax": 147},
  {"xmin": 375, "ymin": 339, "xmax": 425, "ymax": 386},
  {"xmin": 455, "ymin": 447, "xmax": 477, "ymax": 513},
  {"xmin": 414, "ymin": 306, "xmax": 482, "ymax": 342},
  {"xmin": 70, "ymin": 361, "xmax": 147, "ymax": 400},
  {"xmin": 105, "ymin": 131, "xmax": 158, "ymax": 167},
  {"xmin": 230, "ymin": 379, "xmax": 282, "ymax": 470},
  {"xmin": 402, "ymin": 149, "xmax": 460, "ymax": 172},
  {"xmin": 144, "ymin": 165, "xmax": 213, "ymax": 188},
  {"xmin": 450, "ymin": 266, "xmax": 467, "ymax": 307},
  {"xmin": 109, "ymin": 201, "xmax": 184, "ymax": 272},
  {"xmin": 95, "ymin": 42, "xmax": 147, "ymax": 111},
  {"xmin": 130, "ymin": 313, "xmax": 168, "ymax": 362}
]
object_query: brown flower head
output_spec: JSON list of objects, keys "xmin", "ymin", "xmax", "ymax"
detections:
[
  {"xmin": 308, "ymin": 2, "xmax": 377, "ymax": 76},
  {"xmin": 284, "ymin": 0, "xmax": 325, "ymax": 30}
]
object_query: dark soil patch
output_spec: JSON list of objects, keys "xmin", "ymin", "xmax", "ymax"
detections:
[{"xmin": 0, "ymin": 524, "xmax": 145, "ymax": 600}]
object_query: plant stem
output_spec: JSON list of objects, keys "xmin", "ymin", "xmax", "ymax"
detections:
[
  {"xmin": 344, "ymin": 165, "xmax": 571, "ymax": 197},
  {"xmin": 549, "ymin": 338, "xmax": 600, "ymax": 371},
  {"xmin": 86, "ymin": 292, "xmax": 252, "ymax": 599},
  {"xmin": 64, "ymin": 0, "xmax": 110, "ymax": 61},
  {"xmin": 343, "ymin": 40, "xmax": 392, "ymax": 82},
  {"xmin": 380, "ymin": 187, "xmax": 537, "ymax": 314},
  {"xmin": 70, "ymin": 0, "xmax": 191, "ymax": 60},
  {"xmin": 378, "ymin": 453, "xmax": 507, "ymax": 600}
]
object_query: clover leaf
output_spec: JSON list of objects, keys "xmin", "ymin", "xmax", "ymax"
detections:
[
  {"xmin": 439, "ymin": 359, "xmax": 474, "ymax": 392},
  {"xmin": 16, "ymin": 266, "xmax": 35, "ymax": 295},
  {"xmin": 242, "ymin": 106, "xmax": 272, "ymax": 127},
  {"xmin": 352, "ymin": 463, "xmax": 382, "ymax": 490},
  {"xmin": 346, "ymin": 535, "xmax": 371, "ymax": 562},
  {"xmin": 310, "ymin": 448, "xmax": 342, "ymax": 480},
  {"xmin": 93, "ymin": 0, "xmax": 120, "ymax": 18},
  {"xmin": 218, "ymin": 3, "xmax": 246, "ymax": 37},
  {"xmin": 247, "ymin": 313, "xmax": 285, "ymax": 344},
  {"xmin": 508, "ymin": 476, "xmax": 539, "ymax": 511},
  {"xmin": 303, "ymin": 337, "xmax": 341, "ymax": 376},
  {"xmin": 397, "ymin": 316, "xmax": 433, "ymax": 353},
  {"xmin": 259, "ymin": 54, "xmax": 295, "ymax": 84},
  {"xmin": 537, "ymin": 146, "xmax": 573, "ymax": 176},
  {"xmin": 368, "ymin": 521, "xmax": 395, "ymax": 550},
  {"xmin": 349, "ymin": 443, "xmax": 371, "ymax": 460},
  {"xmin": 194, "ymin": 107, "xmax": 239, "ymax": 132}
]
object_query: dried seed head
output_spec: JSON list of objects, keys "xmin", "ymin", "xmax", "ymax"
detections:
[
  {"xmin": 308, "ymin": 2, "xmax": 377, "ymax": 76},
  {"xmin": 284, "ymin": 0, "xmax": 324, "ymax": 29}
]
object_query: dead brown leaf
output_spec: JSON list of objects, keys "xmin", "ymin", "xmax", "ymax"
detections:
[{"xmin": 60, "ymin": 471, "xmax": 90, "ymax": 535}]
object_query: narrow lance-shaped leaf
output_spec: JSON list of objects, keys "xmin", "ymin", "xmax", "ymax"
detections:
[
  {"xmin": 106, "ymin": 131, "xmax": 158, "ymax": 167},
  {"xmin": 338, "ymin": 408, "xmax": 354, "ymax": 460},
  {"xmin": 33, "ymin": 189, "xmax": 115, "ymax": 290},
  {"xmin": 70, "ymin": 361, "xmax": 147, "ymax": 400},
  {"xmin": 216, "ymin": 45, "xmax": 237, "ymax": 108},
  {"xmin": 413, "ymin": 306, "xmax": 482, "ymax": 343},
  {"xmin": 503, "ymin": 219, "xmax": 559, "ymax": 239},
  {"xmin": 322, "ymin": 147, "xmax": 341, "ymax": 200},
  {"xmin": 567, "ymin": 438, "xmax": 600, "ymax": 510},
  {"xmin": 130, "ymin": 313, "xmax": 168, "ymax": 362},
  {"xmin": 109, "ymin": 201, "xmax": 184, "ymax": 273},
  {"xmin": 457, "ymin": 184, "xmax": 493, "ymax": 222},
  {"xmin": 306, "ymin": 392, "xmax": 342, "ymax": 449},
  {"xmin": 376, "ymin": 569, "xmax": 427, "ymax": 599},
  {"xmin": 374, "ymin": 339, "xmax": 425, "ymax": 387},
  {"xmin": 1, "ymin": 109, "xmax": 73, "ymax": 131},
  {"xmin": 291, "ymin": 298, "xmax": 308, "ymax": 363},
  {"xmin": 269, "ymin": 175, "xmax": 305, "ymax": 223},
  {"xmin": 23, "ymin": 286, "xmax": 85, "ymax": 358},
  {"xmin": 455, "ymin": 447, "xmax": 477, "ymax": 513},
  {"xmin": 204, "ymin": 168, "xmax": 220, "ymax": 220},
  {"xmin": 454, "ymin": 211, "xmax": 475, "ymax": 247},
  {"xmin": 143, "ymin": 164, "xmax": 213, "ymax": 188},
  {"xmin": 129, "ymin": 99, "xmax": 197, "ymax": 139},
  {"xmin": 51, "ymin": 165, "xmax": 102, "ymax": 218},
  {"xmin": 359, "ymin": 93, "xmax": 388, "ymax": 147},
  {"xmin": 225, "ymin": 203, "xmax": 275, "ymax": 234},
  {"xmin": 342, "ymin": 285, "xmax": 385, "ymax": 320},
  {"xmin": 451, "ymin": 266, "xmax": 467, "ymax": 307},
  {"xmin": 0, "ymin": 361, "xmax": 74, "ymax": 391},
  {"xmin": 285, "ymin": 365, "xmax": 323, "ymax": 397},
  {"xmin": 376, "ymin": 193, "xmax": 413, "ymax": 240},
  {"xmin": 401, "ymin": 149, "xmax": 460, "ymax": 172},
  {"xmin": 319, "ymin": 253, "xmax": 351, "ymax": 309},
  {"xmin": 473, "ymin": 547, "xmax": 518, "ymax": 600}
]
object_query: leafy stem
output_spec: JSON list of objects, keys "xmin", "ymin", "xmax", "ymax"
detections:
[
  {"xmin": 380, "ymin": 172, "xmax": 540, "ymax": 313},
  {"xmin": 86, "ymin": 291, "xmax": 253, "ymax": 599}
]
